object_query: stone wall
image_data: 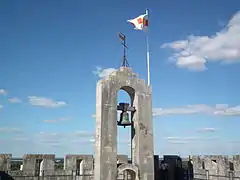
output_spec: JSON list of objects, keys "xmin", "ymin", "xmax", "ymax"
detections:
[
  {"xmin": 22, "ymin": 154, "xmax": 55, "ymax": 176},
  {"xmin": 0, "ymin": 154, "xmax": 11, "ymax": 171},
  {"xmin": 64, "ymin": 154, "xmax": 94, "ymax": 176},
  {"xmin": 1, "ymin": 153, "xmax": 240, "ymax": 180},
  {"xmin": 192, "ymin": 155, "xmax": 240, "ymax": 179},
  {"xmin": 0, "ymin": 154, "xmax": 94, "ymax": 180},
  {"xmin": 233, "ymin": 155, "xmax": 240, "ymax": 177}
]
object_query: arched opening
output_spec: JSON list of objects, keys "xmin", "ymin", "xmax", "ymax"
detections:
[
  {"xmin": 10, "ymin": 159, "xmax": 22, "ymax": 171},
  {"xmin": 117, "ymin": 164, "xmax": 139, "ymax": 180},
  {"xmin": 124, "ymin": 169, "xmax": 137, "ymax": 180},
  {"xmin": 117, "ymin": 86, "xmax": 135, "ymax": 160},
  {"xmin": 39, "ymin": 160, "xmax": 44, "ymax": 176},
  {"xmin": 76, "ymin": 159, "xmax": 84, "ymax": 176},
  {"xmin": 35, "ymin": 159, "xmax": 43, "ymax": 176}
]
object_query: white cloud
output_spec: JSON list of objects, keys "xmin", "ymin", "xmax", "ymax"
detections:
[
  {"xmin": 214, "ymin": 105, "xmax": 240, "ymax": 116},
  {"xmin": 197, "ymin": 127, "xmax": 218, "ymax": 132},
  {"xmin": 43, "ymin": 119, "xmax": 58, "ymax": 123},
  {"xmin": 28, "ymin": 96, "xmax": 67, "ymax": 108},
  {"xmin": 8, "ymin": 97, "xmax": 22, "ymax": 103},
  {"xmin": 35, "ymin": 131, "xmax": 95, "ymax": 145},
  {"xmin": 35, "ymin": 132, "xmax": 65, "ymax": 145},
  {"xmin": 71, "ymin": 139, "xmax": 95, "ymax": 144},
  {"xmin": 43, "ymin": 117, "xmax": 70, "ymax": 123},
  {"xmin": 92, "ymin": 66, "xmax": 117, "ymax": 78},
  {"xmin": 0, "ymin": 104, "xmax": 3, "ymax": 109},
  {"xmin": 167, "ymin": 140, "xmax": 188, "ymax": 144},
  {"xmin": 0, "ymin": 89, "xmax": 7, "ymax": 96},
  {"xmin": 89, "ymin": 138, "xmax": 95, "ymax": 143},
  {"xmin": 153, "ymin": 104, "xmax": 240, "ymax": 116},
  {"xmin": 164, "ymin": 136, "xmax": 199, "ymax": 141},
  {"xmin": 0, "ymin": 127, "xmax": 23, "ymax": 134},
  {"xmin": 40, "ymin": 139, "xmax": 60, "ymax": 144},
  {"xmin": 36, "ymin": 132, "xmax": 64, "ymax": 138},
  {"xmin": 34, "ymin": 131, "xmax": 97, "ymax": 148},
  {"xmin": 164, "ymin": 136, "xmax": 220, "ymax": 146},
  {"xmin": 161, "ymin": 11, "xmax": 240, "ymax": 71},
  {"xmin": 74, "ymin": 131, "xmax": 95, "ymax": 137}
]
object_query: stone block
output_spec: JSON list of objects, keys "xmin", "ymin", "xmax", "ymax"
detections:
[
  {"xmin": 0, "ymin": 154, "xmax": 12, "ymax": 171},
  {"xmin": 64, "ymin": 155, "xmax": 93, "ymax": 173},
  {"xmin": 22, "ymin": 154, "xmax": 55, "ymax": 176}
]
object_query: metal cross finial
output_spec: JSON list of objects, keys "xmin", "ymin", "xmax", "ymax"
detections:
[{"xmin": 118, "ymin": 32, "xmax": 129, "ymax": 67}]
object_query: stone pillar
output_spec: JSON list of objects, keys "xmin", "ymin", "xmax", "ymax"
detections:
[
  {"xmin": 94, "ymin": 67, "xmax": 154, "ymax": 180},
  {"xmin": 233, "ymin": 155, "xmax": 240, "ymax": 178},
  {"xmin": 0, "ymin": 154, "xmax": 12, "ymax": 172}
]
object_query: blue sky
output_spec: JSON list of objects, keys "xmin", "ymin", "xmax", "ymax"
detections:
[{"xmin": 0, "ymin": 0, "xmax": 240, "ymax": 158}]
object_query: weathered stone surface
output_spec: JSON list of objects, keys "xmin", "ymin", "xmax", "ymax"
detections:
[
  {"xmin": 233, "ymin": 155, "xmax": 240, "ymax": 177},
  {"xmin": 191, "ymin": 155, "xmax": 240, "ymax": 180},
  {"xmin": 64, "ymin": 154, "xmax": 94, "ymax": 180},
  {"xmin": 117, "ymin": 154, "xmax": 128, "ymax": 164},
  {"xmin": 24, "ymin": 154, "xmax": 55, "ymax": 159},
  {"xmin": 117, "ymin": 163, "xmax": 139, "ymax": 180},
  {"xmin": 0, "ymin": 154, "xmax": 11, "ymax": 171},
  {"xmin": 0, "ymin": 153, "xmax": 239, "ymax": 179},
  {"xmin": 22, "ymin": 154, "xmax": 55, "ymax": 176},
  {"xmin": 94, "ymin": 67, "xmax": 154, "ymax": 180},
  {"xmin": 64, "ymin": 155, "xmax": 93, "ymax": 172}
]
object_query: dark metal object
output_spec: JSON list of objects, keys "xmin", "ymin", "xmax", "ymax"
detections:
[
  {"xmin": 117, "ymin": 102, "xmax": 135, "ymax": 128},
  {"xmin": 118, "ymin": 32, "xmax": 129, "ymax": 67}
]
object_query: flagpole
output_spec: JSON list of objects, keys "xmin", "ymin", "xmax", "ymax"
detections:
[
  {"xmin": 146, "ymin": 9, "xmax": 150, "ymax": 86},
  {"xmin": 146, "ymin": 35, "xmax": 150, "ymax": 86}
]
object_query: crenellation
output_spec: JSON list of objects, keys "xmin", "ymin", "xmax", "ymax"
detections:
[
  {"xmin": 191, "ymin": 155, "xmax": 240, "ymax": 180},
  {"xmin": 0, "ymin": 153, "xmax": 11, "ymax": 171},
  {"xmin": 21, "ymin": 154, "xmax": 55, "ymax": 176},
  {"xmin": 64, "ymin": 154, "xmax": 94, "ymax": 176},
  {"xmin": 0, "ymin": 153, "xmax": 240, "ymax": 179},
  {"xmin": 23, "ymin": 154, "xmax": 55, "ymax": 159},
  {"xmin": 0, "ymin": 154, "xmax": 12, "ymax": 159}
]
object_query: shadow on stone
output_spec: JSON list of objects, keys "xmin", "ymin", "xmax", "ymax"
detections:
[
  {"xmin": 0, "ymin": 171, "xmax": 14, "ymax": 180},
  {"xmin": 155, "ymin": 156, "xmax": 194, "ymax": 180}
]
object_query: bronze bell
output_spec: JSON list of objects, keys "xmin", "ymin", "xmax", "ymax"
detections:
[{"xmin": 120, "ymin": 111, "xmax": 130, "ymax": 124}]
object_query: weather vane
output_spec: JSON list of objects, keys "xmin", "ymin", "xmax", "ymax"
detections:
[{"xmin": 118, "ymin": 32, "xmax": 129, "ymax": 67}]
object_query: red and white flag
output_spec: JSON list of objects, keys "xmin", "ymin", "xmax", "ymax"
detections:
[
  {"xmin": 127, "ymin": 10, "xmax": 148, "ymax": 31},
  {"xmin": 127, "ymin": 9, "xmax": 151, "ymax": 86}
]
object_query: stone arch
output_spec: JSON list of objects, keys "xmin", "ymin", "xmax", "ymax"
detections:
[
  {"xmin": 94, "ymin": 67, "xmax": 154, "ymax": 180},
  {"xmin": 117, "ymin": 163, "xmax": 139, "ymax": 180},
  {"xmin": 120, "ymin": 86, "xmax": 135, "ymax": 105}
]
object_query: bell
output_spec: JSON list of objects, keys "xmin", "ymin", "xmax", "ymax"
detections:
[{"xmin": 120, "ymin": 112, "xmax": 130, "ymax": 124}]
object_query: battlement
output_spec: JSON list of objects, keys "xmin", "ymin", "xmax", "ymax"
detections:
[
  {"xmin": 191, "ymin": 155, "xmax": 240, "ymax": 178},
  {"xmin": 0, "ymin": 154, "xmax": 12, "ymax": 159},
  {"xmin": 1, "ymin": 154, "xmax": 240, "ymax": 180},
  {"xmin": 23, "ymin": 154, "xmax": 55, "ymax": 159},
  {"xmin": 0, "ymin": 153, "xmax": 129, "ymax": 180}
]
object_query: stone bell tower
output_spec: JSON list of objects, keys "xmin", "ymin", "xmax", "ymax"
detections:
[{"xmin": 94, "ymin": 33, "xmax": 154, "ymax": 180}]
